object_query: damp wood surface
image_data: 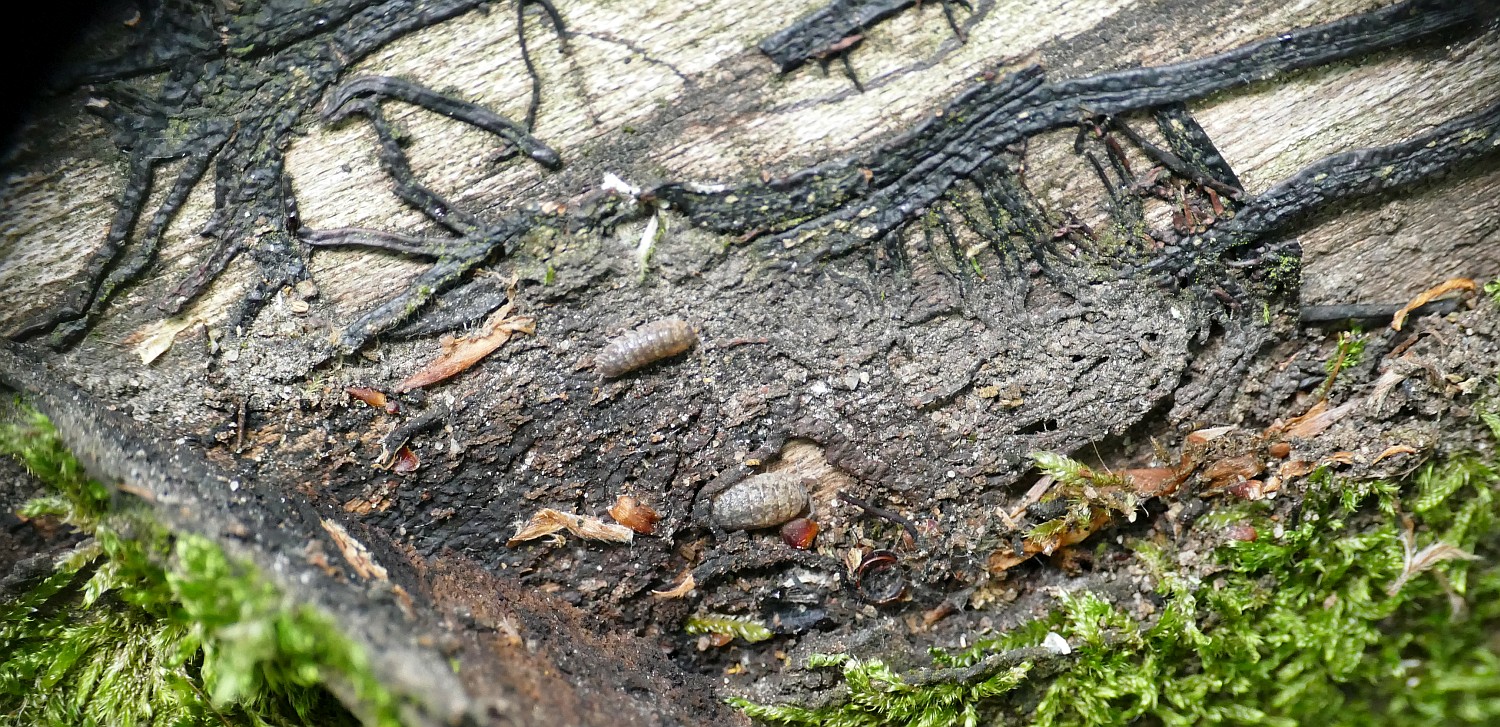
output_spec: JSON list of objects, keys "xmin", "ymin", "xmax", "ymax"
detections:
[
  {"xmin": 0, "ymin": 1, "xmax": 1498, "ymax": 725},
  {"xmin": 4, "ymin": 0, "xmax": 1498, "ymax": 327}
]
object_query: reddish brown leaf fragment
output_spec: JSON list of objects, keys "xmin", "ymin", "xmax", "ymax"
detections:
[
  {"xmin": 1282, "ymin": 399, "xmax": 1360, "ymax": 439},
  {"xmin": 780, "ymin": 518, "xmax": 819, "ymax": 549},
  {"xmin": 1123, "ymin": 467, "xmax": 1185, "ymax": 497},
  {"xmin": 390, "ymin": 445, "xmax": 420, "ymax": 474},
  {"xmin": 1202, "ymin": 453, "xmax": 1263, "ymax": 491},
  {"xmin": 396, "ymin": 299, "xmax": 535, "ymax": 392},
  {"xmin": 346, "ymin": 386, "xmax": 388, "ymax": 409},
  {"xmin": 608, "ymin": 495, "xmax": 661, "ymax": 535}
]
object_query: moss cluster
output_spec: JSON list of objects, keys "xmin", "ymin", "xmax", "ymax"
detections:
[
  {"xmin": 735, "ymin": 446, "xmax": 1500, "ymax": 725},
  {"xmin": 0, "ymin": 406, "xmax": 402, "ymax": 726},
  {"xmin": 685, "ymin": 613, "xmax": 775, "ymax": 644}
]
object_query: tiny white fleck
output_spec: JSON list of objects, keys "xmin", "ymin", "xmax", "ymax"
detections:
[{"xmin": 1042, "ymin": 632, "xmax": 1072, "ymax": 655}]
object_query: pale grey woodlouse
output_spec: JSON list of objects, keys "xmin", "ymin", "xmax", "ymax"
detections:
[
  {"xmin": 595, "ymin": 318, "xmax": 698, "ymax": 377},
  {"xmin": 712, "ymin": 472, "xmax": 809, "ymax": 531}
]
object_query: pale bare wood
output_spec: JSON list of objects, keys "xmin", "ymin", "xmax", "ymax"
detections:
[{"xmin": 0, "ymin": 0, "xmax": 1495, "ymax": 371}]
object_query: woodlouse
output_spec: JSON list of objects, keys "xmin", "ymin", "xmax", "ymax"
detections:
[
  {"xmin": 712, "ymin": 472, "xmax": 808, "ymax": 531},
  {"xmin": 595, "ymin": 318, "xmax": 697, "ymax": 378}
]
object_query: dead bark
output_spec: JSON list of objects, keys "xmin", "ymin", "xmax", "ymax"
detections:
[{"xmin": 1, "ymin": 0, "xmax": 1498, "ymax": 724}]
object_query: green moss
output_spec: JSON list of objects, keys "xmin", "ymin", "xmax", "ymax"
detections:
[
  {"xmin": 735, "ymin": 445, "xmax": 1500, "ymax": 726},
  {"xmin": 1325, "ymin": 328, "xmax": 1368, "ymax": 374},
  {"xmin": 685, "ymin": 613, "xmax": 773, "ymax": 644},
  {"xmin": 1027, "ymin": 451, "xmax": 1140, "ymax": 536},
  {"xmin": 1, "ymin": 405, "xmax": 403, "ymax": 726}
]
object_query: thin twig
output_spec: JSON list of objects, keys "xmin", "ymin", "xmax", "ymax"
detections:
[{"xmin": 839, "ymin": 492, "xmax": 919, "ymax": 542}]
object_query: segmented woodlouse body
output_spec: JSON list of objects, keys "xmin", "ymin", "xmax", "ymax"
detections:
[
  {"xmin": 595, "ymin": 318, "xmax": 698, "ymax": 377},
  {"xmin": 712, "ymin": 472, "xmax": 808, "ymax": 531}
]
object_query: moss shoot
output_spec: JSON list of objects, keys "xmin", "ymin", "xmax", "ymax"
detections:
[
  {"xmin": 0, "ymin": 405, "xmax": 402, "ymax": 726},
  {"xmin": 735, "ymin": 446, "xmax": 1500, "ymax": 725}
]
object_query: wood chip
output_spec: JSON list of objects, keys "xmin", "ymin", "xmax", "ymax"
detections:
[
  {"xmin": 320, "ymin": 518, "xmax": 389, "ymax": 581},
  {"xmin": 1007, "ymin": 474, "xmax": 1055, "ymax": 520},
  {"xmin": 507, "ymin": 508, "xmax": 634, "ymax": 546},
  {"xmin": 124, "ymin": 316, "xmax": 202, "ymax": 364},
  {"xmin": 395, "ymin": 296, "xmax": 535, "ymax": 392},
  {"xmin": 1282, "ymin": 399, "xmax": 1361, "ymax": 439},
  {"xmin": 1391, "ymin": 277, "xmax": 1475, "ymax": 331},
  {"xmin": 651, "ymin": 572, "xmax": 696, "ymax": 598}
]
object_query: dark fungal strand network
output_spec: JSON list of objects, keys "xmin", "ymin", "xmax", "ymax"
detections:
[{"xmin": 655, "ymin": 0, "xmax": 1495, "ymax": 264}]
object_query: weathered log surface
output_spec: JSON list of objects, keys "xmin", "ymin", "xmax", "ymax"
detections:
[{"xmin": 0, "ymin": 0, "xmax": 1497, "ymax": 724}]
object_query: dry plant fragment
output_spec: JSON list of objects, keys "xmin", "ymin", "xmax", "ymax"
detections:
[
  {"xmin": 1387, "ymin": 518, "xmax": 1480, "ymax": 596},
  {"xmin": 1280, "ymin": 399, "xmax": 1361, "ymax": 439},
  {"xmin": 1201, "ymin": 454, "xmax": 1264, "ymax": 492},
  {"xmin": 124, "ymin": 315, "xmax": 203, "ymax": 364},
  {"xmin": 1391, "ymin": 277, "xmax": 1475, "ymax": 331},
  {"xmin": 1123, "ymin": 467, "xmax": 1188, "ymax": 497},
  {"xmin": 396, "ymin": 297, "xmax": 535, "ymax": 392},
  {"xmin": 507, "ymin": 508, "xmax": 634, "ymax": 546},
  {"xmin": 1373, "ymin": 444, "xmax": 1419, "ymax": 464},
  {"xmin": 320, "ymin": 518, "xmax": 389, "ymax": 581},
  {"xmin": 652, "ymin": 572, "xmax": 696, "ymax": 598}
]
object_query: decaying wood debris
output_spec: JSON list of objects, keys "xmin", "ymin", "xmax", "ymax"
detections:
[{"xmin": 1, "ymin": 0, "xmax": 1498, "ymax": 724}]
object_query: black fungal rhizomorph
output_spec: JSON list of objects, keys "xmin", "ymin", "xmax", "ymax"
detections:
[
  {"xmin": 10, "ymin": 0, "xmax": 1499, "ymax": 367},
  {"xmin": 9, "ymin": 0, "xmax": 572, "ymax": 356}
]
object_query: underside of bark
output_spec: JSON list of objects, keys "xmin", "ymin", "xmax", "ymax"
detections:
[{"xmin": 1, "ymin": 0, "xmax": 1498, "ymax": 724}]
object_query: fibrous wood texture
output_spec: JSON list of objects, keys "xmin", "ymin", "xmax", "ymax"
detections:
[{"xmin": 0, "ymin": 0, "xmax": 1497, "ymax": 724}]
